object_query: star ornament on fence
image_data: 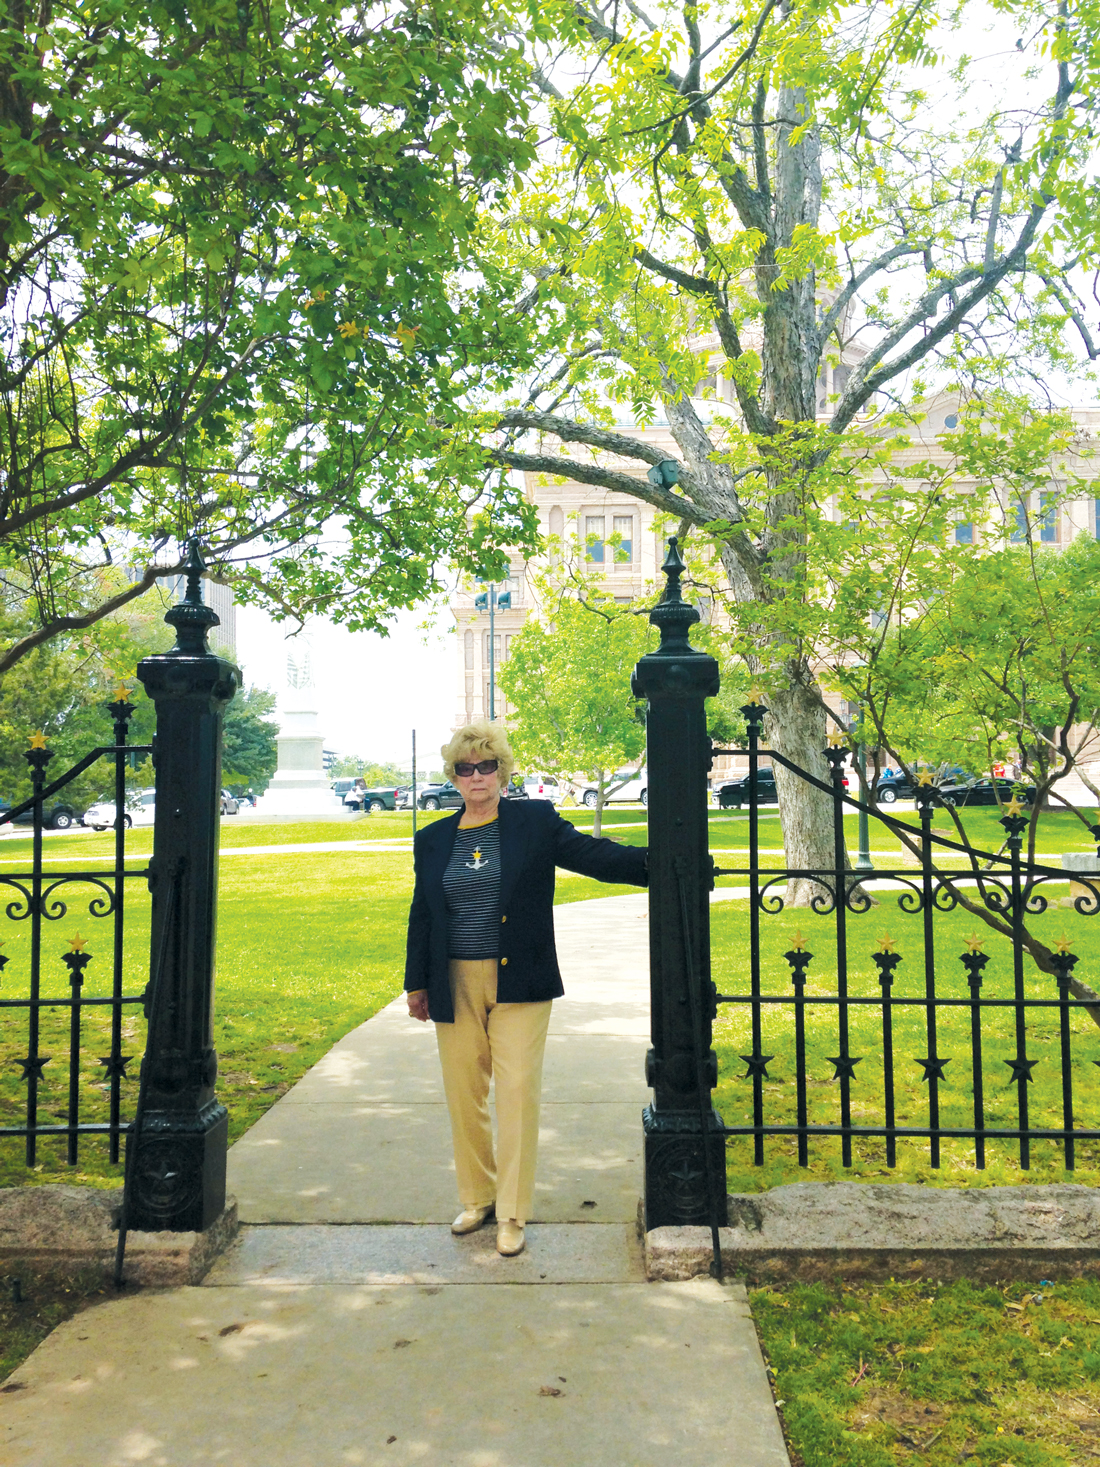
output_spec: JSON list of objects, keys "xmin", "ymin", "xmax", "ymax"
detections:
[
  {"xmin": 1053, "ymin": 934, "xmax": 1074, "ymax": 955},
  {"xmin": 826, "ymin": 1054, "xmax": 863, "ymax": 1081},
  {"xmin": 876, "ymin": 933, "xmax": 898, "ymax": 954},
  {"xmin": 747, "ymin": 682, "xmax": 765, "ymax": 705},
  {"xmin": 916, "ymin": 769, "xmax": 935, "ymax": 786},
  {"xmin": 740, "ymin": 1052, "xmax": 775, "ymax": 1079},
  {"xmin": 1003, "ymin": 795, "xmax": 1026, "ymax": 819},
  {"xmin": 915, "ymin": 1054, "xmax": 951, "ymax": 1083},
  {"xmin": 790, "ymin": 929, "xmax": 808, "ymax": 952},
  {"xmin": 963, "ymin": 933, "xmax": 986, "ymax": 953},
  {"xmin": 1004, "ymin": 1055, "xmax": 1038, "ymax": 1084},
  {"xmin": 68, "ymin": 933, "xmax": 87, "ymax": 953},
  {"xmin": 28, "ymin": 730, "xmax": 47, "ymax": 750},
  {"xmin": 16, "ymin": 1053, "xmax": 50, "ymax": 1082},
  {"xmin": 826, "ymin": 726, "xmax": 848, "ymax": 748},
  {"xmin": 111, "ymin": 683, "xmax": 130, "ymax": 703}
]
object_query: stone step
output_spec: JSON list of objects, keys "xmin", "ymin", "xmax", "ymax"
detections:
[{"xmin": 204, "ymin": 1222, "xmax": 645, "ymax": 1286}]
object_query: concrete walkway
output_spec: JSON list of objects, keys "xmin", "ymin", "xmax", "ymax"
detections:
[{"xmin": 0, "ymin": 893, "xmax": 789, "ymax": 1467}]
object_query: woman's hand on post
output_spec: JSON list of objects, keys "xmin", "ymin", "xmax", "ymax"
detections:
[{"xmin": 407, "ymin": 989, "xmax": 430, "ymax": 1022}]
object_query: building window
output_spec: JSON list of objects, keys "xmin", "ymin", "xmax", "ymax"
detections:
[
  {"xmin": 1040, "ymin": 492, "xmax": 1057, "ymax": 543},
  {"xmin": 464, "ymin": 630, "xmax": 474, "ymax": 669},
  {"xmin": 870, "ymin": 608, "xmax": 888, "ymax": 630},
  {"xmin": 585, "ymin": 515, "xmax": 605, "ymax": 563},
  {"xmin": 955, "ymin": 522, "xmax": 974, "ymax": 544},
  {"xmin": 1010, "ymin": 500, "xmax": 1028, "ymax": 543},
  {"xmin": 612, "ymin": 514, "xmax": 634, "ymax": 564},
  {"xmin": 483, "ymin": 632, "xmax": 501, "ymax": 666}
]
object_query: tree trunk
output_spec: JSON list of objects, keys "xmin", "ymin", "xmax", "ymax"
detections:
[
  {"xmin": 593, "ymin": 776, "xmax": 605, "ymax": 838},
  {"xmin": 762, "ymin": 667, "xmax": 841, "ymax": 906}
]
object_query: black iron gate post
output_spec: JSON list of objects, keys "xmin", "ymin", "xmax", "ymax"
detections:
[
  {"xmin": 130, "ymin": 541, "xmax": 239, "ymax": 1232},
  {"xmin": 632, "ymin": 539, "xmax": 726, "ymax": 1233}
]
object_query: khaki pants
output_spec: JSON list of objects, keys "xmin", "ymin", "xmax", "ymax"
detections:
[{"xmin": 435, "ymin": 958, "xmax": 552, "ymax": 1226}]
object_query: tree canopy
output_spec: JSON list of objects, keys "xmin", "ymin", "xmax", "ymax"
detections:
[
  {"xmin": 221, "ymin": 686, "xmax": 278, "ymax": 793},
  {"xmin": 456, "ymin": 0, "xmax": 1100, "ymax": 881},
  {"xmin": 0, "ymin": 0, "xmax": 546, "ymax": 674}
]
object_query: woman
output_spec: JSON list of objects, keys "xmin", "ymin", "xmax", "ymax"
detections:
[{"xmin": 405, "ymin": 720, "xmax": 647, "ymax": 1257}]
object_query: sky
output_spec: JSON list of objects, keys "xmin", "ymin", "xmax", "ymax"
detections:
[{"xmin": 235, "ymin": 602, "xmax": 457, "ymax": 772}]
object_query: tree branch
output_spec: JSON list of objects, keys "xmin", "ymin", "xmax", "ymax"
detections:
[
  {"xmin": 0, "ymin": 562, "xmax": 184, "ymax": 676},
  {"xmin": 489, "ymin": 449, "xmax": 711, "ymax": 525}
]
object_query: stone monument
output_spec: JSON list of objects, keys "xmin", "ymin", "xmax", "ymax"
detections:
[{"xmin": 256, "ymin": 633, "xmax": 344, "ymax": 816}]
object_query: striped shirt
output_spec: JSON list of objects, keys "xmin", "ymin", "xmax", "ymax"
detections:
[{"xmin": 444, "ymin": 818, "xmax": 501, "ymax": 958}]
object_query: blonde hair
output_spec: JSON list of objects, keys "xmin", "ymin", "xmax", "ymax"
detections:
[{"xmin": 441, "ymin": 720, "xmax": 516, "ymax": 787}]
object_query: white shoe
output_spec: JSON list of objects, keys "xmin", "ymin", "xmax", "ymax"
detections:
[
  {"xmin": 496, "ymin": 1219, "xmax": 525, "ymax": 1256},
  {"xmin": 452, "ymin": 1204, "xmax": 494, "ymax": 1235}
]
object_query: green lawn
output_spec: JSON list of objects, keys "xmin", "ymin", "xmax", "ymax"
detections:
[
  {"xmin": 754, "ymin": 1275, "xmax": 1100, "ymax": 1467},
  {"xmin": 711, "ymin": 898, "xmax": 1100, "ymax": 1193},
  {"xmin": 0, "ymin": 825, "xmax": 645, "ymax": 1190}
]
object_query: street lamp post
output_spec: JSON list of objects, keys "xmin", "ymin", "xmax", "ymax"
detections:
[
  {"xmin": 474, "ymin": 582, "xmax": 512, "ymax": 720},
  {"xmin": 850, "ymin": 705, "xmax": 874, "ymax": 873}
]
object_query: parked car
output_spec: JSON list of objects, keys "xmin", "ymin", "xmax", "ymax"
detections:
[
  {"xmin": 416, "ymin": 777, "xmax": 533, "ymax": 812},
  {"xmin": 717, "ymin": 768, "xmax": 778, "ymax": 810},
  {"xmin": 937, "ymin": 776, "xmax": 1035, "ymax": 809},
  {"xmin": 871, "ymin": 769, "xmax": 916, "ymax": 804},
  {"xmin": 347, "ymin": 783, "xmax": 403, "ymax": 813},
  {"xmin": 0, "ymin": 798, "xmax": 82, "ymax": 830},
  {"xmin": 578, "ymin": 769, "xmax": 647, "ymax": 809},
  {"xmin": 417, "ymin": 780, "xmax": 463, "ymax": 811},
  {"xmin": 717, "ymin": 767, "xmax": 851, "ymax": 810},
  {"xmin": 221, "ymin": 790, "xmax": 240, "ymax": 815},
  {"xmin": 518, "ymin": 774, "xmax": 561, "ymax": 804},
  {"xmin": 83, "ymin": 789, "xmax": 156, "ymax": 831}
]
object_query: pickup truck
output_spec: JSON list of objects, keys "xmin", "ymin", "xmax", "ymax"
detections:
[{"xmin": 334, "ymin": 778, "xmax": 402, "ymax": 813}]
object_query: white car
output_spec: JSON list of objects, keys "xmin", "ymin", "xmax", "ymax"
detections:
[
  {"xmin": 519, "ymin": 775, "xmax": 561, "ymax": 803},
  {"xmin": 83, "ymin": 789, "xmax": 156, "ymax": 831},
  {"xmin": 579, "ymin": 769, "xmax": 647, "ymax": 808}
]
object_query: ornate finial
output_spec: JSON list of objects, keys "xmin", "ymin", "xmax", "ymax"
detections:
[
  {"xmin": 28, "ymin": 731, "xmax": 47, "ymax": 750},
  {"xmin": 963, "ymin": 933, "xmax": 985, "ymax": 953},
  {"xmin": 876, "ymin": 933, "xmax": 897, "ymax": 954},
  {"xmin": 1003, "ymin": 795, "xmax": 1025, "ymax": 819},
  {"xmin": 747, "ymin": 682, "xmax": 765, "ymax": 705},
  {"xmin": 163, "ymin": 537, "xmax": 220, "ymax": 656},
  {"xmin": 69, "ymin": 933, "xmax": 87, "ymax": 952},
  {"xmin": 826, "ymin": 725, "xmax": 848, "ymax": 748},
  {"xmin": 790, "ymin": 929, "xmax": 807, "ymax": 951},
  {"xmin": 647, "ymin": 536, "xmax": 701, "ymax": 655},
  {"xmin": 1053, "ymin": 933, "xmax": 1073, "ymax": 955},
  {"xmin": 662, "ymin": 535, "xmax": 686, "ymax": 587},
  {"xmin": 917, "ymin": 769, "xmax": 934, "ymax": 786}
]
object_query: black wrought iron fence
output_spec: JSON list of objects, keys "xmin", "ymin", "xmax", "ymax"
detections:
[
  {"xmin": 0, "ymin": 696, "xmax": 152, "ymax": 1166},
  {"xmin": 710, "ymin": 697, "xmax": 1100, "ymax": 1176}
]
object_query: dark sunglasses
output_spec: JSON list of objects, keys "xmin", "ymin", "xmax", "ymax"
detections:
[{"xmin": 453, "ymin": 759, "xmax": 499, "ymax": 777}]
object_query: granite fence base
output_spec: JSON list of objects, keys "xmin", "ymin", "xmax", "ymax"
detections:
[
  {"xmin": 0, "ymin": 1185, "xmax": 238, "ymax": 1287},
  {"xmin": 645, "ymin": 1182, "xmax": 1100, "ymax": 1283}
]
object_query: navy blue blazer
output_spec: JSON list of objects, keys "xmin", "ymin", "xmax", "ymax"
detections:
[{"xmin": 404, "ymin": 797, "xmax": 648, "ymax": 1022}]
